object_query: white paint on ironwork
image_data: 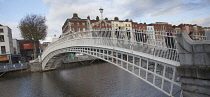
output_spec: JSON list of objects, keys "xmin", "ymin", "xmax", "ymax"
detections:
[{"xmin": 39, "ymin": 30, "xmax": 207, "ymax": 97}]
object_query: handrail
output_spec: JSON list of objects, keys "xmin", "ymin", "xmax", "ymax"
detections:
[
  {"xmin": 42, "ymin": 30, "xmax": 181, "ymax": 62},
  {"xmin": 0, "ymin": 63, "xmax": 27, "ymax": 72}
]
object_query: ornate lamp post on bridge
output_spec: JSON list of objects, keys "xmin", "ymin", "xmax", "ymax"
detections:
[
  {"xmin": 99, "ymin": 7, "xmax": 103, "ymax": 20},
  {"xmin": 99, "ymin": 7, "xmax": 103, "ymax": 30}
]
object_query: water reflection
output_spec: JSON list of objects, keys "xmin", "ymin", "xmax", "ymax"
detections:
[{"xmin": 0, "ymin": 62, "xmax": 167, "ymax": 97}]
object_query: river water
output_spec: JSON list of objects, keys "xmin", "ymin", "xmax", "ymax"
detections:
[{"xmin": 0, "ymin": 61, "xmax": 167, "ymax": 97}]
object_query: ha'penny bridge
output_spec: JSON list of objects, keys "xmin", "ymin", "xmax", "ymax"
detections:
[{"xmin": 41, "ymin": 26, "xmax": 210, "ymax": 97}]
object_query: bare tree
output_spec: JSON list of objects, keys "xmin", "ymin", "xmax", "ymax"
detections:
[{"xmin": 19, "ymin": 14, "xmax": 47, "ymax": 59}]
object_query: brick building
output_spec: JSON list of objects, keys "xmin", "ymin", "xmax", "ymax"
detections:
[
  {"xmin": 19, "ymin": 40, "xmax": 40, "ymax": 61},
  {"xmin": 139, "ymin": 23, "xmax": 147, "ymax": 31},
  {"xmin": 62, "ymin": 13, "xmax": 112, "ymax": 34},
  {"xmin": 62, "ymin": 13, "xmax": 87, "ymax": 34},
  {"xmin": 176, "ymin": 24, "xmax": 204, "ymax": 35},
  {"xmin": 62, "ymin": 13, "xmax": 149, "ymax": 35},
  {"xmin": 111, "ymin": 17, "xmax": 132, "ymax": 31},
  {"xmin": 148, "ymin": 22, "xmax": 172, "ymax": 31}
]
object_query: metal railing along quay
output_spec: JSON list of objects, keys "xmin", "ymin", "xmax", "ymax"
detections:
[{"xmin": 0, "ymin": 63, "xmax": 27, "ymax": 73}]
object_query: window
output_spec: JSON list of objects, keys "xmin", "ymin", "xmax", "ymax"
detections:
[
  {"xmin": 77, "ymin": 28, "xmax": 80, "ymax": 31},
  {"xmin": 125, "ymin": 24, "xmax": 127, "ymax": 27},
  {"xmin": 116, "ymin": 24, "xmax": 118, "ymax": 27},
  {"xmin": 102, "ymin": 23, "xmax": 104, "ymax": 26},
  {"xmin": 0, "ymin": 29, "xmax": 3, "ymax": 33},
  {"xmin": 1, "ymin": 46, "xmax": 6, "ymax": 54},
  {"xmin": 82, "ymin": 23, "xmax": 85, "ymax": 26},
  {"xmin": 0, "ymin": 35, "xmax": 4, "ymax": 42},
  {"xmin": 77, "ymin": 22, "xmax": 80, "ymax": 26},
  {"xmin": 83, "ymin": 28, "xmax": 86, "ymax": 31},
  {"xmin": 128, "ymin": 24, "xmax": 130, "ymax": 27},
  {"xmin": 71, "ymin": 23, "xmax": 74, "ymax": 26},
  {"xmin": 71, "ymin": 28, "xmax": 74, "ymax": 31}
]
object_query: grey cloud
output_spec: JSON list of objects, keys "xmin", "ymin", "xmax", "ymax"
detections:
[
  {"xmin": 43, "ymin": 0, "xmax": 107, "ymax": 35},
  {"xmin": 182, "ymin": 16, "xmax": 210, "ymax": 27},
  {"xmin": 171, "ymin": 15, "xmax": 210, "ymax": 27},
  {"xmin": 116, "ymin": 0, "xmax": 210, "ymax": 18},
  {"xmin": 0, "ymin": 20, "xmax": 22, "ymax": 39},
  {"xmin": 42, "ymin": 0, "xmax": 210, "ymax": 38}
]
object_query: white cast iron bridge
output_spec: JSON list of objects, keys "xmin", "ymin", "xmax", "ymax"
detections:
[{"xmin": 41, "ymin": 28, "xmax": 206, "ymax": 97}]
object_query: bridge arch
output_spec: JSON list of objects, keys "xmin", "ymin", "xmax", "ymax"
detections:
[{"xmin": 41, "ymin": 30, "xmax": 182, "ymax": 96}]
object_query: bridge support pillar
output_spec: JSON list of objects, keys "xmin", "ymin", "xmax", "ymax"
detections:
[
  {"xmin": 176, "ymin": 31, "xmax": 210, "ymax": 97},
  {"xmin": 30, "ymin": 61, "xmax": 42, "ymax": 72}
]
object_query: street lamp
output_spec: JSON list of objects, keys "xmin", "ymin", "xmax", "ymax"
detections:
[
  {"xmin": 99, "ymin": 7, "xmax": 104, "ymax": 30},
  {"xmin": 99, "ymin": 7, "xmax": 103, "ymax": 20}
]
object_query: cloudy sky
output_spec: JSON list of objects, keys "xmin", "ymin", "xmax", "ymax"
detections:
[{"xmin": 0, "ymin": 0, "xmax": 210, "ymax": 42}]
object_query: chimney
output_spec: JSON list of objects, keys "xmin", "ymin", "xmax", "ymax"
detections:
[
  {"xmin": 72, "ymin": 13, "xmax": 81, "ymax": 19},
  {"xmin": 114, "ymin": 17, "xmax": 119, "ymax": 21},
  {"xmin": 87, "ymin": 16, "xmax": 90, "ymax": 20},
  {"xmin": 73, "ymin": 13, "xmax": 78, "ymax": 18},
  {"xmin": 125, "ymin": 19, "xmax": 129, "ymax": 22},
  {"xmin": 105, "ymin": 17, "xmax": 108, "ymax": 20}
]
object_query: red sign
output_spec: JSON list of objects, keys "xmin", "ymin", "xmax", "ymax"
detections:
[{"xmin": 23, "ymin": 44, "xmax": 33, "ymax": 49}]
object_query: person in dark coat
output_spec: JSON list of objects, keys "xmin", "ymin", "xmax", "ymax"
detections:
[
  {"xmin": 115, "ymin": 27, "xmax": 121, "ymax": 39},
  {"xmin": 165, "ymin": 32, "xmax": 175, "ymax": 48},
  {"xmin": 126, "ymin": 28, "xmax": 131, "ymax": 40},
  {"xmin": 189, "ymin": 31, "xmax": 193, "ymax": 40},
  {"xmin": 135, "ymin": 30, "xmax": 141, "ymax": 42},
  {"xmin": 139, "ymin": 30, "xmax": 144, "ymax": 42},
  {"xmin": 115, "ymin": 29, "xmax": 119, "ymax": 39}
]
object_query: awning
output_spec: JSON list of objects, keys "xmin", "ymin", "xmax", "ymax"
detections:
[{"xmin": 0, "ymin": 57, "xmax": 9, "ymax": 61}]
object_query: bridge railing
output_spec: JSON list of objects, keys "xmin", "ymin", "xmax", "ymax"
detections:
[
  {"xmin": 192, "ymin": 35, "xmax": 207, "ymax": 41},
  {"xmin": 43, "ymin": 29, "xmax": 207, "ymax": 63},
  {"xmin": 44, "ymin": 30, "xmax": 180, "ymax": 62}
]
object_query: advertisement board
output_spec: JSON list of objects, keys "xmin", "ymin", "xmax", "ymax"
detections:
[{"xmin": 23, "ymin": 44, "xmax": 33, "ymax": 49}]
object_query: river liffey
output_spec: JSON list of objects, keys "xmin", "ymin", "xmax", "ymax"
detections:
[{"xmin": 0, "ymin": 61, "xmax": 168, "ymax": 97}]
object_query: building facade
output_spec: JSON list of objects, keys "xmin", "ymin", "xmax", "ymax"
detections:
[
  {"xmin": 13, "ymin": 39, "xmax": 20, "ymax": 54},
  {"xmin": 19, "ymin": 40, "xmax": 40, "ymax": 61},
  {"xmin": 148, "ymin": 22, "xmax": 172, "ymax": 31},
  {"xmin": 203, "ymin": 27, "xmax": 210, "ymax": 32},
  {"xmin": 0, "ymin": 24, "xmax": 14, "ymax": 55},
  {"xmin": 62, "ymin": 13, "xmax": 112, "ymax": 35},
  {"xmin": 61, "ymin": 13, "xmax": 208, "ymax": 39},
  {"xmin": 146, "ymin": 26, "xmax": 157, "ymax": 45},
  {"xmin": 176, "ymin": 24, "xmax": 205, "ymax": 35},
  {"xmin": 0, "ymin": 24, "xmax": 14, "ymax": 64}
]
